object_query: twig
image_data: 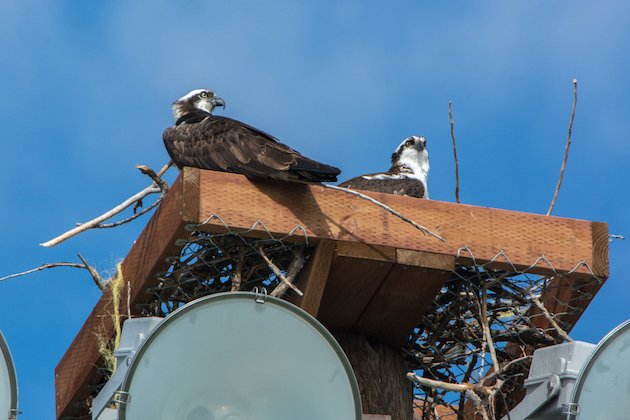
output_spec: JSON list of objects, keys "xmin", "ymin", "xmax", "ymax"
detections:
[
  {"xmin": 449, "ymin": 101, "xmax": 461, "ymax": 203},
  {"xmin": 0, "ymin": 257, "xmax": 103, "ymax": 290},
  {"xmin": 322, "ymin": 184, "xmax": 445, "ymax": 242},
  {"xmin": 258, "ymin": 246, "xmax": 304, "ymax": 296},
  {"xmin": 77, "ymin": 253, "xmax": 106, "ymax": 291},
  {"xmin": 231, "ymin": 246, "xmax": 245, "ymax": 292},
  {"xmin": 529, "ymin": 291, "xmax": 573, "ymax": 342},
  {"xmin": 406, "ymin": 373, "xmax": 492, "ymax": 397},
  {"xmin": 547, "ymin": 79, "xmax": 578, "ymax": 216},
  {"xmin": 127, "ymin": 281, "xmax": 132, "ymax": 319},
  {"xmin": 484, "ymin": 355, "xmax": 532, "ymax": 382},
  {"xmin": 41, "ymin": 161, "xmax": 173, "ymax": 247},
  {"xmin": 270, "ymin": 246, "xmax": 306, "ymax": 297}
]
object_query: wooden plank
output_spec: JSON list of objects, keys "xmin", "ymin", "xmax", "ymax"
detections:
[
  {"xmin": 55, "ymin": 176, "xmax": 188, "ymax": 419},
  {"xmin": 291, "ymin": 239, "xmax": 336, "ymax": 317},
  {"xmin": 354, "ymin": 265, "xmax": 451, "ymax": 347},
  {"xmin": 187, "ymin": 168, "xmax": 608, "ymax": 278}
]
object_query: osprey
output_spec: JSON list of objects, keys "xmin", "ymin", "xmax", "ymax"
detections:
[
  {"xmin": 338, "ymin": 135, "xmax": 430, "ymax": 198},
  {"xmin": 163, "ymin": 89, "xmax": 341, "ymax": 182}
]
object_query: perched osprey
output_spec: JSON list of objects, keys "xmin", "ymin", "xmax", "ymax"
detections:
[
  {"xmin": 163, "ymin": 89, "xmax": 341, "ymax": 182},
  {"xmin": 338, "ymin": 135, "xmax": 430, "ymax": 198}
]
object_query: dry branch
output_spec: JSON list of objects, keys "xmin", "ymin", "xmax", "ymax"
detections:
[
  {"xmin": 0, "ymin": 255, "xmax": 103, "ymax": 290},
  {"xmin": 547, "ymin": 79, "xmax": 578, "ymax": 216},
  {"xmin": 322, "ymin": 184, "xmax": 445, "ymax": 242},
  {"xmin": 407, "ymin": 373, "xmax": 493, "ymax": 397},
  {"xmin": 230, "ymin": 246, "xmax": 246, "ymax": 292},
  {"xmin": 449, "ymin": 101, "xmax": 461, "ymax": 203},
  {"xmin": 270, "ymin": 245, "xmax": 306, "ymax": 297},
  {"xmin": 258, "ymin": 246, "xmax": 304, "ymax": 296},
  {"xmin": 41, "ymin": 161, "xmax": 172, "ymax": 247},
  {"xmin": 529, "ymin": 291, "xmax": 573, "ymax": 342}
]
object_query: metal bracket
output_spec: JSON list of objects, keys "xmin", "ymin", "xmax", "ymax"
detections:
[
  {"xmin": 253, "ymin": 287, "xmax": 267, "ymax": 304},
  {"xmin": 562, "ymin": 402, "xmax": 580, "ymax": 418},
  {"xmin": 112, "ymin": 390, "xmax": 131, "ymax": 405}
]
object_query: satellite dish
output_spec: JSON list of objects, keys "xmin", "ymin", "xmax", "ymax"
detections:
[
  {"xmin": 118, "ymin": 292, "xmax": 362, "ymax": 420},
  {"xmin": 0, "ymin": 331, "xmax": 18, "ymax": 420},
  {"xmin": 568, "ymin": 319, "xmax": 630, "ymax": 419}
]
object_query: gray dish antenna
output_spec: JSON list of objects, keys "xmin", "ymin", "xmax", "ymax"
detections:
[
  {"xmin": 567, "ymin": 319, "xmax": 630, "ymax": 419},
  {"xmin": 0, "ymin": 332, "xmax": 18, "ymax": 420},
  {"xmin": 94, "ymin": 292, "xmax": 362, "ymax": 420}
]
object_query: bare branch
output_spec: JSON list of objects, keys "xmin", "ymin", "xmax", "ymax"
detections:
[
  {"xmin": 322, "ymin": 184, "xmax": 445, "ymax": 242},
  {"xmin": 0, "ymin": 257, "xmax": 104, "ymax": 291},
  {"xmin": 136, "ymin": 164, "xmax": 170, "ymax": 192},
  {"xmin": 0, "ymin": 263, "xmax": 86, "ymax": 282},
  {"xmin": 547, "ymin": 79, "xmax": 578, "ymax": 216},
  {"xmin": 77, "ymin": 253, "xmax": 106, "ymax": 291},
  {"xmin": 258, "ymin": 246, "xmax": 303, "ymax": 297},
  {"xmin": 270, "ymin": 245, "xmax": 306, "ymax": 297},
  {"xmin": 230, "ymin": 246, "xmax": 245, "ymax": 292},
  {"xmin": 41, "ymin": 161, "xmax": 173, "ymax": 247},
  {"xmin": 449, "ymin": 101, "xmax": 461, "ymax": 203},
  {"xmin": 529, "ymin": 291, "xmax": 573, "ymax": 342},
  {"xmin": 407, "ymin": 373, "xmax": 493, "ymax": 397}
]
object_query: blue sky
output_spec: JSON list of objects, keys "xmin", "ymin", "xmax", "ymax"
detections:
[{"xmin": 1, "ymin": 1, "xmax": 629, "ymax": 418}]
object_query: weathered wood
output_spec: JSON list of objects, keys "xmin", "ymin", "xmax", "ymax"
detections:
[
  {"xmin": 363, "ymin": 415, "xmax": 392, "ymax": 420},
  {"xmin": 55, "ymin": 177, "xmax": 188, "ymax": 419},
  {"xmin": 335, "ymin": 333, "xmax": 412, "ymax": 420},
  {"xmin": 187, "ymin": 168, "xmax": 608, "ymax": 278}
]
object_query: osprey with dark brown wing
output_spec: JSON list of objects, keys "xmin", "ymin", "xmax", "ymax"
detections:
[
  {"xmin": 338, "ymin": 135, "xmax": 430, "ymax": 198},
  {"xmin": 163, "ymin": 89, "xmax": 341, "ymax": 182}
]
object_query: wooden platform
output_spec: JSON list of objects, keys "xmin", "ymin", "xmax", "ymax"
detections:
[{"xmin": 55, "ymin": 168, "xmax": 609, "ymax": 419}]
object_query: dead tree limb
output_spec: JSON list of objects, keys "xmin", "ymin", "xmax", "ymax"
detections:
[
  {"xmin": 547, "ymin": 79, "xmax": 578, "ymax": 216},
  {"xmin": 449, "ymin": 101, "xmax": 461, "ymax": 203},
  {"xmin": 41, "ymin": 161, "xmax": 173, "ymax": 247},
  {"xmin": 230, "ymin": 246, "xmax": 245, "ymax": 292},
  {"xmin": 0, "ymin": 256, "xmax": 104, "ymax": 291},
  {"xmin": 529, "ymin": 291, "xmax": 573, "ymax": 342},
  {"xmin": 270, "ymin": 245, "xmax": 306, "ymax": 297},
  {"xmin": 258, "ymin": 246, "xmax": 304, "ymax": 296}
]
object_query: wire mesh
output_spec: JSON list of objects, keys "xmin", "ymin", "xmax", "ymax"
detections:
[{"xmin": 137, "ymin": 215, "xmax": 311, "ymax": 317}]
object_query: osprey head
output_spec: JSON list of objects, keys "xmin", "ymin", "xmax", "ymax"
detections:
[
  {"xmin": 172, "ymin": 89, "xmax": 225, "ymax": 121},
  {"xmin": 391, "ymin": 135, "xmax": 430, "ymax": 176}
]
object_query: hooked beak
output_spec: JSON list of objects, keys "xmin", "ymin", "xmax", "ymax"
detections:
[{"xmin": 212, "ymin": 97, "xmax": 226, "ymax": 110}]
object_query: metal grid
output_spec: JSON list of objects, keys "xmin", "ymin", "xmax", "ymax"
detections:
[{"xmin": 137, "ymin": 216, "xmax": 311, "ymax": 317}]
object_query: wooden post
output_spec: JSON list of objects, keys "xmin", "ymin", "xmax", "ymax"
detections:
[{"xmin": 335, "ymin": 333, "xmax": 413, "ymax": 420}]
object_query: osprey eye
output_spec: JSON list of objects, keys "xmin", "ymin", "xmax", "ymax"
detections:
[
  {"xmin": 200, "ymin": 92, "xmax": 208, "ymax": 98},
  {"xmin": 405, "ymin": 139, "xmax": 415, "ymax": 147}
]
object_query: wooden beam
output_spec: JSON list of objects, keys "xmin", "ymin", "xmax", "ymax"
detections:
[
  {"xmin": 353, "ymin": 265, "xmax": 451, "ymax": 347},
  {"xmin": 55, "ymin": 176, "xmax": 189, "ymax": 419},
  {"xmin": 186, "ymin": 168, "xmax": 608, "ymax": 278},
  {"xmin": 290, "ymin": 239, "xmax": 336, "ymax": 317}
]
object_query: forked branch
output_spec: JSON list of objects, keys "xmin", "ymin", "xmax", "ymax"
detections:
[
  {"xmin": 41, "ymin": 161, "xmax": 173, "ymax": 247},
  {"xmin": 0, "ymin": 253, "xmax": 105, "ymax": 290}
]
